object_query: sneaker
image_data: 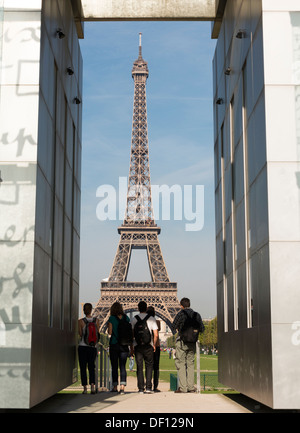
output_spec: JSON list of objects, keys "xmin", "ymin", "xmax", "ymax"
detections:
[
  {"xmin": 153, "ymin": 388, "xmax": 161, "ymax": 393},
  {"xmin": 144, "ymin": 389, "xmax": 154, "ymax": 394},
  {"xmin": 138, "ymin": 390, "xmax": 144, "ymax": 394}
]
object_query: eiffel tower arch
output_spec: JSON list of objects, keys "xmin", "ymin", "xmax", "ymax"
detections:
[
  {"xmin": 94, "ymin": 34, "xmax": 181, "ymax": 332},
  {"xmin": 94, "ymin": 284, "xmax": 181, "ymax": 333}
]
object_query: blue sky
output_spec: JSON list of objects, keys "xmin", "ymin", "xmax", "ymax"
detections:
[{"xmin": 79, "ymin": 21, "xmax": 217, "ymax": 318}]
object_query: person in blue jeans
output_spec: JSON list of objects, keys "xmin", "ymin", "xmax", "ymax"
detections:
[{"xmin": 108, "ymin": 302, "xmax": 131, "ymax": 394}]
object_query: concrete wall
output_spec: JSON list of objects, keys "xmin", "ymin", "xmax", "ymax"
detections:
[
  {"xmin": 214, "ymin": 0, "xmax": 300, "ymax": 409},
  {"xmin": 0, "ymin": 0, "xmax": 82, "ymax": 409},
  {"xmin": 262, "ymin": 0, "xmax": 300, "ymax": 410},
  {"xmin": 81, "ymin": 0, "xmax": 216, "ymax": 21},
  {"xmin": 0, "ymin": 0, "xmax": 42, "ymax": 409}
]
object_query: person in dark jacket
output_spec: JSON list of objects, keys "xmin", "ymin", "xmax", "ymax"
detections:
[
  {"xmin": 107, "ymin": 302, "xmax": 131, "ymax": 394},
  {"xmin": 147, "ymin": 306, "xmax": 161, "ymax": 392},
  {"xmin": 172, "ymin": 297, "xmax": 204, "ymax": 393}
]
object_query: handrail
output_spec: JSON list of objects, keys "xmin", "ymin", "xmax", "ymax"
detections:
[
  {"xmin": 96, "ymin": 343, "xmax": 111, "ymax": 391},
  {"xmin": 196, "ymin": 341, "xmax": 201, "ymax": 393},
  {"xmin": 96, "ymin": 341, "xmax": 200, "ymax": 393}
]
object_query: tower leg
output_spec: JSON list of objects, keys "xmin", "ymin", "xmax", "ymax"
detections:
[
  {"xmin": 108, "ymin": 235, "xmax": 132, "ymax": 281},
  {"xmin": 146, "ymin": 233, "xmax": 170, "ymax": 282}
]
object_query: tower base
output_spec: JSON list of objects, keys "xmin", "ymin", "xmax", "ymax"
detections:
[{"xmin": 94, "ymin": 282, "xmax": 181, "ymax": 332}]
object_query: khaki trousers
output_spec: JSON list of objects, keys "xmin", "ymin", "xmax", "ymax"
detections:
[{"xmin": 175, "ymin": 339, "xmax": 196, "ymax": 392}]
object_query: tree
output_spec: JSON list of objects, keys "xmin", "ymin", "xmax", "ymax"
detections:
[
  {"xmin": 166, "ymin": 333, "xmax": 177, "ymax": 348},
  {"xmin": 199, "ymin": 317, "xmax": 217, "ymax": 350},
  {"xmin": 99, "ymin": 332, "xmax": 109, "ymax": 348}
]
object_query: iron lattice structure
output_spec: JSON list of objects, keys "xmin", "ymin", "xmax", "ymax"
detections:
[{"xmin": 94, "ymin": 34, "xmax": 181, "ymax": 332}]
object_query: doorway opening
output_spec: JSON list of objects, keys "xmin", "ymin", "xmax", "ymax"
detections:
[{"xmin": 79, "ymin": 21, "xmax": 217, "ymax": 321}]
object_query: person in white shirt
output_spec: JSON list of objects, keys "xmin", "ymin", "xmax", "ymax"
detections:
[
  {"xmin": 147, "ymin": 306, "xmax": 161, "ymax": 392},
  {"xmin": 130, "ymin": 301, "xmax": 158, "ymax": 394}
]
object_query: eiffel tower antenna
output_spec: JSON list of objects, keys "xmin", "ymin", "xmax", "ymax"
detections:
[
  {"xmin": 139, "ymin": 32, "xmax": 142, "ymax": 57},
  {"xmin": 94, "ymin": 35, "xmax": 181, "ymax": 331}
]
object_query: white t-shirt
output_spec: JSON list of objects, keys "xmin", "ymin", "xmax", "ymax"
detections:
[{"xmin": 131, "ymin": 313, "xmax": 158, "ymax": 347}]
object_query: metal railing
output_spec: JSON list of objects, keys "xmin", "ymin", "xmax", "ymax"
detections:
[
  {"xmin": 95, "ymin": 341, "xmax": 228, "ymax": 393},
  {"xmin": 95, "ymin": 343, "xmax": 111, "ymax": 391},
  {"xmin": 196, "ymin": 341, "xmax": 201, "ymax": 392}
]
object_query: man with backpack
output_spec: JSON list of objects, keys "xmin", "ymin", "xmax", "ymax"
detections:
[
  {"xmin": 172, "ymin": 297, "xmax": 205, "ymax": 393},
  {"xmin": 130, "ymin": 301, "xmax": 159, "ymax": 394}
]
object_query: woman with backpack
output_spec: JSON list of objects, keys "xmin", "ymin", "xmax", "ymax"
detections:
[
  {"xmin": 107, "ymin": 302, "xmax": 133, "ymax": 394},
  {"xmin": 78, "ymin": 303, "xmax": 100, "ymax": 394},
  {"xmin": 146, "ymin": 306, "xmax": 161, "ymax": 392}
]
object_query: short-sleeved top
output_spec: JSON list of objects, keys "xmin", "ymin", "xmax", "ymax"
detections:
[
  {"xmin": 130, "ymin": 313, "xmax": 158, "ymax": 347},
  {"xmin": 108, "ymin": 314, "xmax": 131, "ymax": 345}
]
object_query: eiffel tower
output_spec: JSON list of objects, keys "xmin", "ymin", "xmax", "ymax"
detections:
[{"xmin": 94, "ymin": 34, "xmax": 181, "ymax": 332}]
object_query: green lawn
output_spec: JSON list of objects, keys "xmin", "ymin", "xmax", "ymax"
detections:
[
  {"xmin": 71, "ymin": 351, "xmax": 229, "ymax": 391},
  {"xmin": 126, "ymin": 351, "xmax": 218, "ymax": 383}
]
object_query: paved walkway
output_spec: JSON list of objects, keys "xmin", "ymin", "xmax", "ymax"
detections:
[{"xmin": 11, "ymin": 375, "xmax": 283, "ymax": 414}]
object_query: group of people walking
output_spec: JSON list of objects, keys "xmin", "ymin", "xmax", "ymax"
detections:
[{"xmin": 78, "ymin": 297, "xmax": 204, "ymax": 395}]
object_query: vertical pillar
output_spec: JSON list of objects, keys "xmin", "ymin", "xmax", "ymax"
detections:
[
  {"xmin": 214, "ymin": 0, "xmax": 300, "ymax": 409},
  {"xmin": 0, "ymin": 0, "xmax": 42, "ymax": 409},
  {"xmin": 0, "ymin": 0, "xmax": 83, "ymax": 409},
  {"xmin": 262, "ymin": 0, "xmax": 300, "ymax": 409}
]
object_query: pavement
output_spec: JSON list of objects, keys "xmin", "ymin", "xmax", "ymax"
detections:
[{"xmin": 3, "ymin": 375, "xmax": 289, "ymax": 414}]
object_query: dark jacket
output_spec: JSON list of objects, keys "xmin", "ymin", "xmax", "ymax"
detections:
[{"xmin": 172, "ymin": 308, "xmax": 204, "ymax": 340}]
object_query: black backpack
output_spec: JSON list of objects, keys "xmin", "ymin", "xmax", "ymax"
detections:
[
  {"xmin": 134, "ymin": 314, "xmax": 151, "ymax": 345},
  {"xmin": 117, "ymin": 315, "xmax": 133, "ymax": 346},
  {"xmin": 180, "ymin": 310, "xmax": 203, "ymax": 344}
]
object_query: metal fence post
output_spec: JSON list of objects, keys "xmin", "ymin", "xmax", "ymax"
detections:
[
  {"xmin": 107, "ymin": 352, "xmax": 111, "ymax": 390},
  {"xmin": 104, "ymin": 348, "xmax": 107, "ymax": 388},
  {"xmin": 196, "ymin": 341, "xmax": 201, "ymax": 393},
  {"xmin": 99, "ymin": 345, "xmax": 103, "ymax": 388},
  {"xmin": 95, "ymin": 344, "xmax": 99, "ymax": 392}
]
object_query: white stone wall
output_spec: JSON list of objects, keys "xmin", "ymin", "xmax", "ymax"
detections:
[
  {"xmin": 262, "ymin": 0, "xmax": 300, "ymax": 409},
  {"xmin": 214, "ymin": 0, "xmax": 300, "ymax": 409},
  {"xmin": 0, "ymin": 1, "xmax": 41, "ymax": 409},
  {"xmin": 81, "ymin": 0, "xmax": 216, "ymax": 20},
  {"xmin": 0, "ymin": 0, "xmax": 82, "ymax": 409}
]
